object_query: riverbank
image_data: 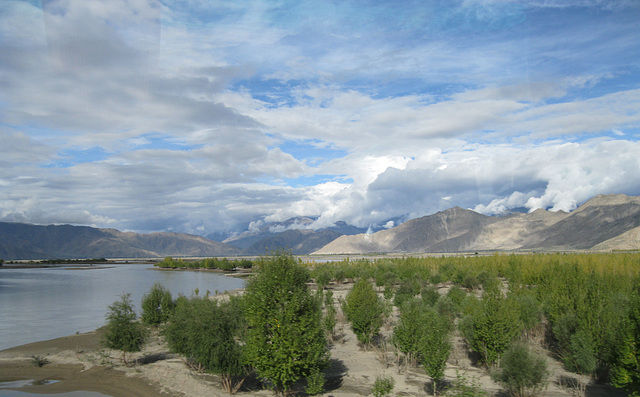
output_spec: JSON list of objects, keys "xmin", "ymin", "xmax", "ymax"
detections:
[
  {"xmin": 0, "ymin": 282, "xmax": 628, "ymax": 397},
  {"xmin": 0, "ymin": 328, "xmax": 163, "ymax": 396}
]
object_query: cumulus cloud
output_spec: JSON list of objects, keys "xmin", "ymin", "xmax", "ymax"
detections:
[{"xmin": 1, "ymin": 0, "xmax": 639, "ymax": 237}]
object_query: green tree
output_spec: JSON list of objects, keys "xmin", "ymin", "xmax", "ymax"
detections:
[
  {"xmin": 394, "ymin": 298, "xmax": 426, "ymax": 358},
  {"xmin": 163, "ymin": 296, "xmax": 245, "ymax": 393},
  {"xmin": 141, "ymin": 282, "xmax": 175, "ymax": 325},
  {"xmin": 418, "ymin": 308, "xmax": 452, "ymax": 396},
  {"xmin": 102, "ymin": 293, "xmax": 147, "ymax": 364},
  {"xmin": 243, "ymin": 253, "xmax": 329, "ymax": 395},
  {"xmin": 609, "ymin": 288, "xmax": 640, "ymax": 396},
  {"xmin": 462, "ymin": 293, "xmax": 523, "ymax": 366},
  {"xmin": 491, "ymin": 342, "xmax": 549, "ymax": 397},
  {"xmin": 394, "ymin": 298, "xmax": 451, "ymax": 395},
  {"xmin": 323, "ymin": 289, "xmax": 337, "ymax": 339},
  {"xmin": 343, "ymin": 278, "xmax": 385, "ymax": 345}
]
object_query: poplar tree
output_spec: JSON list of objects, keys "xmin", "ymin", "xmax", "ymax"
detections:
[{"xmin": 243, "ymin": 253, "xmax": 328, "ymax": 395}]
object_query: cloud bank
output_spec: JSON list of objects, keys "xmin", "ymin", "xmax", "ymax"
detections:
[{"xmin": 1, "ymin": 0, "xmax": 639, "ymax": 235}]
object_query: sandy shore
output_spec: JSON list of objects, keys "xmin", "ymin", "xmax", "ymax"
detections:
[
  {"xmin": 0, "ymin": 284, "xmax": 629, "ymax": 397},
  {"xmin": 0, "ymin": 328, "xmax": 163, "ymax": 396}
]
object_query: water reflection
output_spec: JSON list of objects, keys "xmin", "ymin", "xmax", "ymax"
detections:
[{"xmin": 0, "ymin": 264, "xmax": 245, "ymax": 350}]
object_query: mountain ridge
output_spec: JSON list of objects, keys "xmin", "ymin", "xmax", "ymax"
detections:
[
  {"xmin": 0, "ymin": 223, "xmax": 242, "ymax": 260},
  {"xmin": 313, "ymin": 194, "xmax": 640, "ymax": 254},
  {"xmin": 1, "ymin": 194, "xmax": 639, "ymax": 260}
]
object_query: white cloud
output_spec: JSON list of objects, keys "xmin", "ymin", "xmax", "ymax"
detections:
[{"xmin": 1, "ymin": 0, "xmax": 639, "ymax": 237}]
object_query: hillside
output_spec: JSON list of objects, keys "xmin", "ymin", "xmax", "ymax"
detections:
[
  {"xmin": 0, "ymin": 223, "xmax": 242, "ymax": 260},
  {"xmin": 314, "ymin": 194, "xmax": 640, "ymax": 254}
]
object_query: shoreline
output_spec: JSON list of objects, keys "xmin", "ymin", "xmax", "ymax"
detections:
[
  {"xmin": 1, "ymin": 282, "xmax": 629, "ymax": 397},
  {"xmin": 0, "ymin": 329, "xmax": 165, "ymax": 396}
]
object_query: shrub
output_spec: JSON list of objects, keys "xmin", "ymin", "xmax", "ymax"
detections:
[
  {"xmin": 372, "ymin": 375, "xmax": 395, "ymax": 397},
  {"xmin": 463, "ymin": 294, "xmax": 523, "ymax": 366},
  {"xmin": 102, "ymin": 293, "xmax": 147, "ymax": 364},
  {"xmin": 163, "ymin": 296, "xmax": 245, "ymax": 393},
  {"xmin": 31, "ymin": 355, "xmax": 49, "ymax": 367},
  {"xmin": 491, "ymin": 342, "xmax": 549, "ymax": 397},
  {"xmin": 305, "ymin": 370, "xmax": 326, "ymax": 396},
  {"xmin": 315, "ymin": 267, "xmax": 332, "ymax": 288},
  {"xmin": 609, "ymin": 289, "xmax": 640, "ymax": 394},
  {"xmin": 421, "ymin": 285, "xmax": 440, "ymax": 306},
  {"xmin": 445, "ymin": 371, "xmax": 488, "ymax": 397},
  {"xmin": 217, "ymin": 258, "xmax": 235, "ymax": 271},
  {"xmin": 243, "ymin": 253, "xmax": 328, "ymax": 395},
  {"xmin": 141, "ymin": 282, "xmax": 175, "ymax": 325},
  {"xmin": 344, "ymin": 278, "xmax": 385, "ymax": 345},
  {"xmin": 394, "ymin": 279, "xmax": 421, "ymax": 308},
  {"xmin": 513, "ymin": 292, "xmax": 543, "ymax": 334}
]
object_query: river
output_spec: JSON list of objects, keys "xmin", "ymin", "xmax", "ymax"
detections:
[{"xmin": 0, "ymin": 263, "xmax": 246, "ymax": 351}]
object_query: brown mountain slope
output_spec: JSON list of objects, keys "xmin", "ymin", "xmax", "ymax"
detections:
[
  {"xmin": 469, "ymin": 208, "xmax": 570, "ymax": 250},
  {"xmin": 313, "ymin": 194, "xmax": 640, "ymax": 254},
  {"xmin": 314, "ymin": 207, "xmax": 499, "ymax": 254},
  {"xmin": 522, "ymin": 194, "xmax": 640, "ymax": 250}
]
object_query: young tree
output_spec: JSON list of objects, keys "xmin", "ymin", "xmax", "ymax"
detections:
[
  {"xmin": 610, "ymin": 288, "xmax": 640, "ymax": 396},
  {"xmin": 141, "ymin": 282, "xmax": 175, "ymax": 325},
  {"xmin": 163, "ymin": 296, "xmax": 245, "ymax": 393},
  {"xmin": 243, "ymin": 253, "xmax": 329, "ymax": 395},
  {"xmin": 394, "ymin": 298, "xmax": 452, "ymax": 395},
  {"xmin": 343, "ymin": 278, "xmax": 385, "ymax": 345},
  {"xmin": 102, "ymin": 293, "xmax": 147, "ymax": 365},
  {"xmin": 418, "ymin": 308, "xmax": 452, "ymax": 396},
  {"xmin": 462, "ymin": 293, "xmax": 523, "ymax": 366},
  {"xmin": 491, "ymin": 342, "xmax": 549, "ymax": 397}
]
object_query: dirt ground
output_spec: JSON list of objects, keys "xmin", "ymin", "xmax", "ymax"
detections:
[{"xmin": 0, "ymin": 283, "xmax": 630, "ymax": 397}]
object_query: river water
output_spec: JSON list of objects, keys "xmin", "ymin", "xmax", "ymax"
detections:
[{"xmin": 0, "ymin": 263, "xmax": 245, "ymax": 351}]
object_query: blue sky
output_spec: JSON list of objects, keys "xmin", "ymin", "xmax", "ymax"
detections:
[{"xmin": 1, "ymin": 0, "xmax": 639, "ymax": 235}]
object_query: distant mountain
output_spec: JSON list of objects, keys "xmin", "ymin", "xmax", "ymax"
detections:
[
  {"xmin": 243, "ymin": 229, "xmax": 343, "ymax": 255},
  {"xmin": 314, "ymin": 194, "xmax": 640, "ymax": 254},
  {"xmin": 214, "ymin": 217, "xmax": 372, "ymax": 254},
  {"xmin": 4, "ymin": 194, "xmax": 638, "ymax": 260},
  {"xmin": 0, "ymin": 223, "xmax": 242, "ymax": 260}
]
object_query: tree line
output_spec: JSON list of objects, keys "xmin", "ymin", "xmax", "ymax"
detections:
[
  {"xmin": 154, "ymin": 256, "xmax": 253, "ymax": 271},
  {"xmin": 103, "ymin": 252, "xmax": 640, "ymax": 397}
]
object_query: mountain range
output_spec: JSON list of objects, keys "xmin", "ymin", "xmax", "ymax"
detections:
[
  {"xmin": 314, "ymin": 194, "xmax": 640, "ymax": 254},
  {"xmin": 1, "ymin": 194, "xmax": 639, "ymax": 260}
]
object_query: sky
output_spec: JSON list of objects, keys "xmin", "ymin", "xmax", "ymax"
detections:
[{"xmin": 1, "ymin": 0, "xmax": 640, "ymax": 236}]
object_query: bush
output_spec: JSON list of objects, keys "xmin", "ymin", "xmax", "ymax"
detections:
[
  {"xmin": 344, "ymin": 278, "xmax": 385, "ymax": 345},
  {"xmin": 609, "ymin": 289, "xmax": 640, "ymax": 394},
  {"xmin": 141, "ymin": 282, "xmax": 175, "ymax": 325},
  {"xmin": 372, "ymin": 375, "xmax": 395, "ymax": 397},
  {"xmin": 421, "ymin": 285, "xmax": 440, "ymax": 306},
  {"xmin": 491, "ymin": 342, "xmax": 549, "ymax": 397},
  {"xmin": 463, "ymin": 294, "xmax": 523, "ymax": 366},
  {"xmin": 394, "ymin": 279, "xmax": 421, "ymax": 308},
  {"xmin": 445, "ymin": 371, "xmax": 488, "ymax": 397},
  {"xmin": 314, "ymin": 267, "xmax": 332, "ymax": 288},
  {"xmin": 243, "ymin": 253, "xmax": 328, "ymax": 395},
  {"xmin": 305, "ymin": 370, "xmax": 326, "ymax": 396},
  {"xmin": 163, "ymin": 296, "xmax": 245, "ymax": 393},
  {"xmin": 102, "ymin": 294, "xmax": 147, "ymax": 364}
]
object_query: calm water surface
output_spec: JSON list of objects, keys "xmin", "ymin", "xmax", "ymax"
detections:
[{"xmin": 0, "ymin": 264, "xmax": 245, "ymax": 350}]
